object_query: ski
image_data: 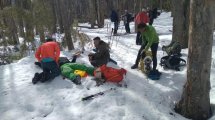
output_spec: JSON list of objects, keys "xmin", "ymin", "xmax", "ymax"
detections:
[{"xmin": 82, "ymin": 88, "xmax": 116, "ymax": 101}]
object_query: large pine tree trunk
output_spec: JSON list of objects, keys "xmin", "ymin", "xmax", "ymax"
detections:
[
  {"xmin": 175, "ymin": 0, "xmax": 214, "ymax": 120},
  {"xmin": 172, "ymin": 0, "xmax": 189, "ymax": 48}
]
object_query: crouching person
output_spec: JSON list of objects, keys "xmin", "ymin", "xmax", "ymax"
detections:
[
  {"xmin": 60, "ymin": 63, "xmax": 95, "ymax": 85},
  {"xmin": 32, "ymin": 38, "xmax": 61, "ymax": 84},
  {"xmin": 88, "ymin": 37, "xmax": 110, "ymax": 67}
]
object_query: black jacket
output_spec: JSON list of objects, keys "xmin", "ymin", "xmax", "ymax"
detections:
[{"xmin": 110, "ymin": 10, "xmax": 119, "ymax": 23}]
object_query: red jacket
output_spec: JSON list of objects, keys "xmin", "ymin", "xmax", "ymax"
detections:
[
  {"xmin": 135, "ymin": 12, "xmax": 149, "ymax": 24},
  {"xmin": 35, "ymin": 41, "xmax": 60, "ymax": 63},
  {"xmin": 95, "ymin": 65, "xmax": 127, "ymax": 83}
]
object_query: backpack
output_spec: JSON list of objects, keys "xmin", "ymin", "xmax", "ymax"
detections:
[
  {"xmin": 160, "ymin": 55, "xmax": 186, "ymax": 71},
  {"xmin": 162, "ymin": 41, "xmax": 182, "ymax": 56},
  {"xmin": 58, "ymin": 57, "xmax": 70, "ymax": 66}
]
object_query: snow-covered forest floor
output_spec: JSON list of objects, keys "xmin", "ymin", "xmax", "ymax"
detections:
[{"xmin": 0, "ymin": 12, "xmax": 215, "ymax": 120}]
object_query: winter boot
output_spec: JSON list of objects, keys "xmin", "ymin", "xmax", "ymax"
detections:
[
  {"xmin": 72, "ymin": 75, "xmax": 81, "ymax": 85},
  {"xmin": 131, "ymin": 64, "xmax": 138, "ymax": 69},
  {"xmin": 32, "ymin": 73, "xmax": 40, "ymax": 84}
]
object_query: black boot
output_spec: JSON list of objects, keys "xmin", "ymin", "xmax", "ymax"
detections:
[
  {"xmin": 131, "ymin": 64, "xmax": 138, "ymax": 69},
  {"xmin": 32, "ymin": 73, "xmax": 40, "ymax": 84},
  {"xmin": 72, "ymin": 75, "xmax": 81, "ymax": 85}
]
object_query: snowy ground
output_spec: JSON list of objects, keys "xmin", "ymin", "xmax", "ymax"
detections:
[{"xmin": 0, "ymin": 12, "xmax": 215, "ymax": 120}]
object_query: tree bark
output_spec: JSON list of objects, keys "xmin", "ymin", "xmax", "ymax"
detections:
[
  {"xmin": 59, "ymin": 0, "xmax": 74, "ymax": 50},
  {"xmin": 172, "ymin": 0, "xmax": 189, "ymax": 49},
  {"xmin": 89, "ymin": 0, "xmax": 96, "ymax": 28},
  {"xmin": 175, "ymin": 0, "xmax": 214, "ymax": 120}
]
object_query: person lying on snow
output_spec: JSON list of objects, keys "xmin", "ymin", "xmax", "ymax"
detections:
[
  {"xmin": 131, "ymin": 23, "xmax": 159, "ymax": 72},
  {"xmin": 32, "ymin": 37, "xmax": 61, "ymax": 84},
  {"xmin": 93, "ymin": 65, "xmax": 127, "ymax": 86},
  {"xmin": 88, "ymin": 37, "xmax": 110, "ymax": 67},
  {"xmin": 61, "ymin": 62, "xmax": 127, "ymax": 85},
  {"xmin": 60, "ymin": 63, "xmax": 95, "ymax": 85}
]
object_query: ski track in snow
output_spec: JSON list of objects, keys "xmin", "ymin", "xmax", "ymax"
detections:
[{"xmin": 0, "ymin": 12, "xmax": 215, "ymax": 120}]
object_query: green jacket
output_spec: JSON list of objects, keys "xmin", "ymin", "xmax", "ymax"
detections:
[
  {"xmin": 142, "ymin": 25, "xmax": 159, "ymax": 51},
  {"xmin": 61, "ymin": 63, "xmax": 95, "ymax": 80}
]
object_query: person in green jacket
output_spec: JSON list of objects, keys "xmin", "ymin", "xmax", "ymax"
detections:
[
  {"xmin": 131, "ymin": 23, "xmax": 159, "ymax": 71},
  {"xmin": 61, "ymin": 63, "xmax": 95, "ymax": 85}
]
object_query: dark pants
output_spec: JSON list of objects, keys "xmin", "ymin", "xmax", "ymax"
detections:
[
  {"xmin": 149, "ymin": 18, "xmax": 154, "ymax": 25},
  {"xmin": 125, "ymin": 23, "xmax": 130, "ymax": 33},
  {"xmin": 41, "ymin": 61, "xmax": 60, "ymax": 82},
  {"xmin": 135, "ymin": 43, "xmax": 158, "ymax": 70},
  {"xmin": 136, "ymin": 32, "xmax": 142, "ymax": 45},
  {"xmin": 114, "ymin": 22, "xmax": 118, "ymax": 34}
]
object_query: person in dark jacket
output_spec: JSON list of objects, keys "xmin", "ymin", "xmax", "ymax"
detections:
[
  {"xmin": 88, "ymin": 37, "xmax": 110, "ymax": 67},
  {"xmin": 148, "ymin": 8, "xmax": 158, "ymax": 25},
  {"xmin": 122, "ymin": 10, "xmax": 132, "ymax": 33},
  {"xmin": 110, "ymin": 10, "xmax": 119, "ymax": 35}
]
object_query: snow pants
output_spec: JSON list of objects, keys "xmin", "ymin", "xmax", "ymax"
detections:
[{"xmin": 41, "ymin": 61, "xmax": 61, "ymax": 82}]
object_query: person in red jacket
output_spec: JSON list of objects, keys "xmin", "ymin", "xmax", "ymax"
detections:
[
  {"xmin": 93, "ymin": 65, "xmax": 127, "ymax": 86},
  {"xmin": 135, "ymin": 8, "xmax": 149, "ymax": 45},
  {"xmin": 32, "ymin": 37, "xmax": 61, "ymax": 84}
]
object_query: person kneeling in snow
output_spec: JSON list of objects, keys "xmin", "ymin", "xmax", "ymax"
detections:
[
  {"xmin": 32, "ymin": 37, "xmax": 61, "ymax": 84},
  {"xmin": 60, "ymin": 63, "xmax": 95, "ymax": 85},
  {"xmin": 88, "ymin": 37, "xmax": 110, "ymax": 67}
]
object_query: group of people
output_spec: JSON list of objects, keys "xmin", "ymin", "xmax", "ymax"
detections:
[
  {"xmin": 32, "ymin": 36, "xmax": 126, "ymax": 85},
  {"xmin": 32, "ymin": 7, "xmax": 160, "ymax": 85},
  {"xmin": 110, "ymin": 8, "xmax": 159, "ymax": 35},
  {"xmin": 110, "ymin": 9, "xmax": 133, "ymax": 35}
]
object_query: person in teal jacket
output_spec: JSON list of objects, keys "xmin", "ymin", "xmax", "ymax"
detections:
[
  {"xmin": 131, "ymin": 23, "xmax": 159, "ymax": 71},
  {"xmin": 61, "ymin": 63, "xmax": 95, "ymax": 85}
]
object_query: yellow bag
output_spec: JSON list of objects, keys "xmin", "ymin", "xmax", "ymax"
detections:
[{"xmin": 74, "ymin": 70, "xmax": 88, "ymax": 77}]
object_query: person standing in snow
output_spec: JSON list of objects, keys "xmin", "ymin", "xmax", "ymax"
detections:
[
  {"xmin": 135, "ymin": 8, "xmax": 149, "ymax": 45},
  {"xmin": 131, "ymin": 23, "xmax": 159, "ymax": 71},
  {"xmin": 148, "ymin": 8, "xmax": 158, "ymax": 25},
  {"xmin": 110, "ymin": 9, "xmax": 119, "ymax": 35},
  {"xmin": 88, "ymin": 37, "xmax": 110, "ymax": 67},
  {"xmin": 32, "ymin": 37, "xmax": 61, "ymax": 84},
  {"xmin": 122, "ymin": 10, "xmax": 132, "ymax": 34}
]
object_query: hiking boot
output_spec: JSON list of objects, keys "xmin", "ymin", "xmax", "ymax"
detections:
[
  {"xmin": 131, "ymin": 64, "xmax": 138, "ymax": 69},
  {"xmin": 32, "ymin": 73, "xmax": 40, "ymax": 84},
  {"xmin": 72, "ymin": 75, "xmax": 81, "ymax": 85}
]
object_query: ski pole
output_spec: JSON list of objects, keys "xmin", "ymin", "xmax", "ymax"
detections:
[{"xmin": 82, "ymin": 88, "xmax": 116, "ymax": 101}]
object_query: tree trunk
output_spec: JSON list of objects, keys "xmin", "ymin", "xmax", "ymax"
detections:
[
  {"xmin": 96, "ymin": 0, "xmax": 106, "ymax": 28},
  {"xmin": 89, "ymin": 0, "xmax": 96, "ymax": 28},
  {"xmin": 175, "ymin": 1, "xmax": 214, "ymax": 120},
  {"xmin": 59, "ymin": 0, "xmax": 74, "ymax": 50},
  {"xmin": 172, "ymin": 0, "xmax": 189, "ymax": 48}
]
